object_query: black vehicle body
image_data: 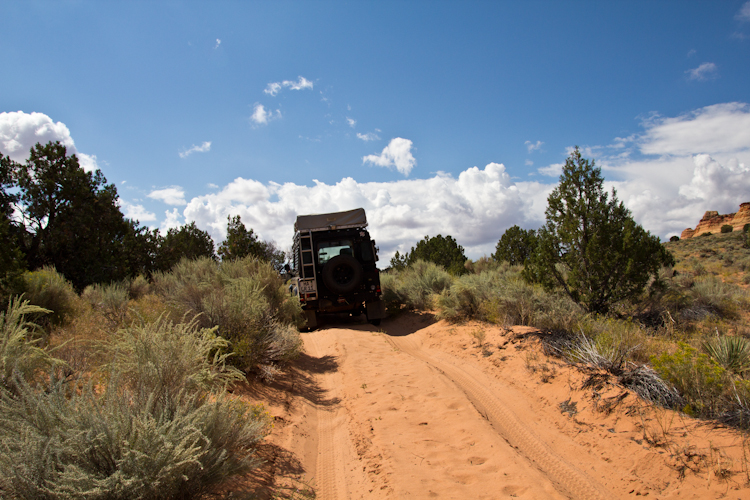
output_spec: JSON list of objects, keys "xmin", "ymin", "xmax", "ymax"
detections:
[{"xmin": 291, "ymin": 208, "xmax": 385, "ymax": 329}]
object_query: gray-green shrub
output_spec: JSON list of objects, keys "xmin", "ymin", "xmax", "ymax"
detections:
[
  {"xmin": 384, "ymin": 260, "xmax": 453, "ymax": 311},
  {"xmin": 21, "ymin": 266, "xmax": 79, "ymax": 326},
  {"xmin": 0, "ymin": 298, "xmax": 60, "ymax": 393},
  {"xmin": 0, "ymin": 315, "xmax": 269, "ymax": 499},
  {"xmin": 151, "ymin": 256, "xmax": 302, "ymax": 378}
]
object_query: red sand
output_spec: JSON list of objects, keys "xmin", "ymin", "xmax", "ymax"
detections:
[{"xmin": 239, "ymin": 312, "xmax": 750, "ymax": 499}]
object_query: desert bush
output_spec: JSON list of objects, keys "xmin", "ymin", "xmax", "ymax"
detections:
[
  {"xmin": 107, "ymin": 315, "xmax": 246, "ymax": 401},
  {"xmin": 618, "ymin": 364, "xmax": 684, "ymax": 408},
  {"xmin": 464, "ymin": 255, "xmax": 501, "ymax": 274},
  {"xmin": 669, "ymin": 235, "xmax": 680, "ymax": 242},
  {"xmin": 151, "ymin": 256, "xmax": 302, "ymax": 377},
  {"xmin": 651, "ymin": 343, "xmax": 730, "ymax": 417},
  {"xmin": 436, "ymin": 271, "xmax": 500, "ymax": 321},
  {"xmin": 567, "ymin": 318, "xmax": 644, "ymax": 373},
  {"xmin": 0, "ymin": 298, "xmax": 61, "ymax": 393},
  {"xmin": 721, "ymin": 224, "xmax": 734, "ymax": 233},
  {"xmin": 82, "ymin": 281, "xmax": 130, "ymax": 326},
  {"xmin": 436, "ymin": 265, "xmax": 582, "ymax": 330},
  {"xmin": 385, "ymin": 260, "xmax": 453, "ymax": 311},
  {"xmin": 21, "ymin": 266, "xmax": 79, "ymax": 326},
  {"xmin": 0, "ymin": 315, "xmax": 270, "ymax": 499},
  {"xmin": 128, "ymin": 274, "xmax": 151, "ymax": 299},
  {"xmin": 379, "ymin": 270, "xmax": 403, "ymax": 312},
  {"xmin": 688, "ymin": 276, "xmax": 748, "ymax": 318},
  {"xmin": 703, "ymin": 335, "xmax": 750, "ymax": 376}
]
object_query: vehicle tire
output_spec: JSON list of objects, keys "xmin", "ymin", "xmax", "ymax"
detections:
[
  {"xmin": 321, "ymin": 255, "xmax": 363, "ymax": 294},
  {"xmin": 369, "ymin": 318, "xmax": 381, "ymax": 326}
]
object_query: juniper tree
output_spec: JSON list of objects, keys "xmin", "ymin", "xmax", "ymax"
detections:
[
  {"xmin": 406, "ymin": 234, "xmax": 468, "ymax": 275},
  {"xmin": 524, "ymin": 147, "xmax": 673, "ymax": 314},
  {"xmin": 492, "ymin": 225, "xmax": 537, "ymax": 266}
]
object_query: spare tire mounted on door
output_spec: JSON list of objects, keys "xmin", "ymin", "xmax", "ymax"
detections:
[{"xmin": 322, "ymin": 255, "xmax": 363, "ymax": 294}]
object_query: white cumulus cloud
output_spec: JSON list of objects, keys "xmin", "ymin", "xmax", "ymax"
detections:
[
  {"xmin": 161, "ymin": 208, "xmax": 183, "ymax": 233},
  {"xmin": 148, "ymin": 186, "xmax": 187, "ymax": 206},
  {"xmin": 164, "ymin": 101, "xmax": 750, "ymax": 263},
  {"xmin": 637, "ymin": 102, "xmax": 750, "ymax": 156},
  {"xmin": 179, "ymin": 141, "xmax": 211, "ymax": 158},
  {"xmin": 525, "ymin": 140, "xmax": 544, "ymax": 152},
  {"xmin": 264, "ymin": 76, "xmax": 313, "ymax": 96},
  {"xmin": 686, "ymin": 62, "xmax": 718, "ymax": 81},
  {"xmin": 180, "ymin": 162, "xmax": 534, "ymax": 262},
  {"xmin": 119, "ymin": 200, "xmax": 156, "ymax": 222},
  {"xmin": 0, "ymin": 111, "xmax": 99, "ymax": 171},
  {"xmin": 363, "ymin": 137, "xmax": 416, "ymax": 176},
  {"xmin": 250, "ymin": 104, "xmax": 281, "ymax": 125},
  {"xmin": 357, "ymin": 132, "xmax": 381, "ymax": 142},
  {"xmin": 347, "ymin": 117, "xmax": 356, "ymax": 128}
]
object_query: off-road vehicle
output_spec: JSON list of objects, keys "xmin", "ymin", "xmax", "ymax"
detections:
[{"xmin": 291, "ymin": 208, "xmax": 385, "ymax": 329}]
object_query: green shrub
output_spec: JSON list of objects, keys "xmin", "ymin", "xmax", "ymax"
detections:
[
  {"xmin": 0, "ymin": 316, "xmax": 270, "ymax": 499},
  {"xmin": 0, "ymin": 298, "xmax": 61, "ymax": 393},
  {"xmin": 652, "ymin": 342, "xmax": 729, "ymax": 417},
  {"xmin": 721, "ymin": 224, "xmax": 734, "ymax": 233},
  {"xmin": 670, "ymin": 235, "xmax": 680, "ymax": 242},
  {"xmin": 744, "ymin": 223, "xmax": 750, "ymax": 233},
  {"xmin": 21, "ymin": 266, "xmax": 79, "ymax": 326},
  {"xmin": 107, "ymin": 315, "xmax": 246, "ymax": 399}
]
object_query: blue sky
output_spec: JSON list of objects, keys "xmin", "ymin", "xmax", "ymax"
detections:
[{"xmin": 2, "ymin": 1, "xmax": 750, "ymax": 262}]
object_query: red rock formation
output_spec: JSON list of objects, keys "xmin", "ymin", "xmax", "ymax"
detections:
[{"xmin": 681, "ymin": 202, "xmax": 750, "ymax": 238}]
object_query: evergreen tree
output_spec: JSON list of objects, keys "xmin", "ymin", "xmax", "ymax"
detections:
[
  {"xmin": 217, "ymin": 215, "xmax": 265, "ymax": 261},
  {"xmin": 0, "ymin": 153, "xmax": 25, "ymax": 298},
  {"xmin": 157, "ymin": 222, "xmax": 216, "ymax": 271},
  {"xmin": 16, "ymin": 142, "xmax": 135, "ymax": 290},
  {"xmin": 389, "ymin": 250, "xmax": 408, "ymax": 271},
  {"xmin": 492, "ymin": 225, "xmax": 537, "ymax": 266},
  {"xmin": 407, "ymin": 234, "xmax": 467, "ymax": 275},
  {"xmin": 217, "ymin": 215, "xmax": 286, "ymax": 270},
  {"xmin": 524, "ymin": 147, "xmax": 673, "ymax": 314}
]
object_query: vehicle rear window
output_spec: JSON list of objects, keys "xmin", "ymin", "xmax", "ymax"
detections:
[{"xmin": 317, "ymin": 239, "xmax": 354, "ymax": 264}]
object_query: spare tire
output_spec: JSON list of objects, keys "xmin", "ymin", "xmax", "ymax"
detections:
[{"xmin": 322, "ymin": 255, "xmax": 363, "ymax": 294}]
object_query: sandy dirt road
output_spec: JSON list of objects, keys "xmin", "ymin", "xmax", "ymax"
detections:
[{"xmin": 244, "ymin": 313, "xmax": 750, "ymax": 499}]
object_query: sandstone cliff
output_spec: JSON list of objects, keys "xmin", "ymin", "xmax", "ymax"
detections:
[{"xmin": 681, "ymin": 202, "xmax": 750, "ymax": 238}]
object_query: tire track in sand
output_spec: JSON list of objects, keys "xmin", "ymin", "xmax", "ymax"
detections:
[
  {"xmin": 385, "ymin": 333, "xmax": 609, "ymax": 500},
  {"xmin": 304, "ymin": 333, "xmax": 350, "ymax": 500}
]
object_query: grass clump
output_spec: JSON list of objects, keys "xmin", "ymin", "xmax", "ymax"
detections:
[{"xmin": 0, "ymin": 307, "xmax": 270, "ymax": 499}]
